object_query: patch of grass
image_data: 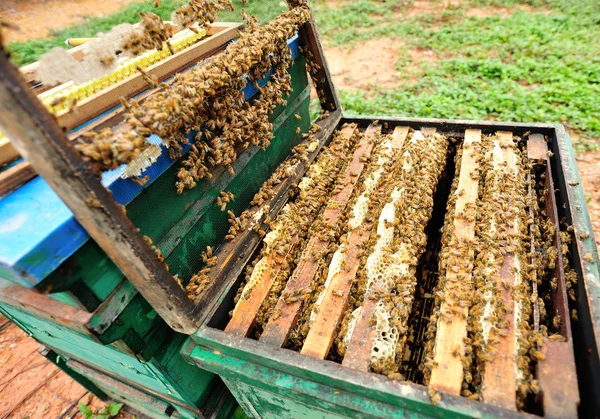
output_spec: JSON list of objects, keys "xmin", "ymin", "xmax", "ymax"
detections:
[
  {"xmin": 6, "ymin": 0, "xmax": 283, "ymax": 66},
  {"xmin": 314, "ymin": 0, "xmax": 600, "ymax": 145}
]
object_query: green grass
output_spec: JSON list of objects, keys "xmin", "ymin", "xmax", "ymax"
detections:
[
  {"xmin": 6, "ymin": 0, "xmax": 283, "ymax": 66},
  {"xmin": 312, "ymin": 0, "xmax": 600, "ymax": 151}
]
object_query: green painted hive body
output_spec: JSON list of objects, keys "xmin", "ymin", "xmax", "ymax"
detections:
[
  {"xmin": 0, "ymin": 52, "xmax": 310, "ymax": 418},
  {"xmin": 182, "ymin": 119, "xmax": 600, "ymax": 419}
]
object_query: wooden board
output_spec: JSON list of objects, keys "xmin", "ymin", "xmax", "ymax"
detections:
[
  {"xmin": 0, "ymin": 280, "xmax": 95, "ymax": 339},
  {"xmin": 191, "ymin": 109, "xmax": 343, "ymax": 324},
  {"xmin": 481, "ymin": 131, "xmax": 518, "ymax": 410},
  {"xmin": 0, "ymin": 137, "xmax": 20, "ymax": 166},
  {"xmin": 301, "ymin": 126, "xmax": 408, "ymax": 360},
  {"xmin": 51, "ymin": 23, "xmax": 242, "ymax": 132},
  {"xmin": 259, "ymin": 123, "xmax": 366, "ymax": 347},
  {"xmin": 428, "ymin": 128, "xmax": 482, "ymax": 395},
  {"xmin": 224, "ymin": 123, "xmax": 357, "ymax": 338},
  {"xmin": 343, "ymin": 127, "xmax": 435, "ymax": 372},
  {"xmin": 528, "ymin": 133, "xmax": 579, "ymax": 418},
  {"xmin": 0, "ymin": 161, "xmax": 35, "ymax": 197},
  {"xmin": 527, "ymin": 133, "xmax": 547, "ymax": 162}
]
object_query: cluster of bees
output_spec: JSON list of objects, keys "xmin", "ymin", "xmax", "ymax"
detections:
[
  {"xmin": 216, "ymin": 191, "xmax": 235, "ymax": 211},
  {"xmin": 171, "ymin": 0, "xmax": 234, "ymax": 30},
  {"xmin": 220, "ymin": 124, "xmax": 575, "ymax": 411},
  {"xmin": 416, "ymin": 134, "xmax": 572, "ymax": 408},
  {"xmin": 77, "ymin": 6, "xmax": 311, "ymax": 199},
  {"xmin": 333, "ymin": 130, "xmax": 449, "ymax": 374},
  {"xmin": 233, "ymin": 129, "xmax": 355, "ymax": 330},
  {"xmin": 185, "ymin": 123, "xmax": 321, "ymax": 300},
  {"xmin": 121, "ymin": 12, "xmax": 177, "ymax": 57}
]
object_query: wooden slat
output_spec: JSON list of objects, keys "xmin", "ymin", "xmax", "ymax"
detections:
[
  {"xmin": 191, "ymin": 110, "xmax": 343, "ymax": 323},
  {"xmin": 0, "ymin": 137, "xmax": 20, "ymax": 165},
  {"xmin": 301, "ymin": 126, "xmax": 409, "ymax": 360},
  {"xmin": 51, "ymin": 23, "xmax": 242, "ymax": 131},
  {"xmin": 298, "ymin": 13, "xmax": 341, "ymax": 112},
  {"xmin": 538, "ymin": 339, "xmax": 579, "ymax": 417},
  {"xmin": 0, "ymin": 51, "xmax": 198, "ymax": 334},
  {"xmin": 343, "ymin": 127, "xmax": 436, "ymax": 371},
  {"xmin": 527, "ymin": 133, "xmax": 547, "ymax": 162},
  {"xmin": 0, "ymin": 161, "xmax": 35, "ymax": 197},
  {"xmin": 481, "ymin": 131, "xmax": 518, "ymax": 410},
  {"xmin": 259, "ymin": 123, "xmax": 369, "ymax": 347},
  {"xmin": 428, "ymin": 128, "xmax": 482, "ymax": 394},
  {"xmin": 528, "ymin": 133, "xmax": 579, "ymax": 417},
  {"xmin": 224, "ymin": 121, "xmax": 355, "ymax": 337},
  {"xmin": 225, "ymin": 233, "xmax": 301, "ymax": 337},
  {"xmin": 0, "ymin": 280, "xmax": 95, "ymax": 339}
]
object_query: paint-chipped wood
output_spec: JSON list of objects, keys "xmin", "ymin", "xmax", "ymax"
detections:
[
  {"xmin": 429, "ymin": 128, "xmax": 482, "ymax": 395},
  {"xmin": 302, "ymin": 126, "xmax": 408, "ymax": 360},
  {"xmin": 259, "ymin": 123, "xmax": 366, "ymax": 347},
  {"xmin": 0, "ymin": 51, "xmax": 198, "ymax": 334}
]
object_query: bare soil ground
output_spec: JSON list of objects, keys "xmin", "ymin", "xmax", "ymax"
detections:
[{"xmin": 0, "ymin": 0, "xmax": 145, "ymax": 43}]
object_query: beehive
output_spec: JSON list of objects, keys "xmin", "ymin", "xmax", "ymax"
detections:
[
  {"xmin": 184, "ymin": 118, "xmax": 599, "ymax": 419},
  {"xmin": 0, "ymin": 1, "xmax": 598, "ymax": 418}
]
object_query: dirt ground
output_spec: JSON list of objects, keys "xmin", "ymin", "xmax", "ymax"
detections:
[
  {"xmin": 0, "ymin": 0, "xmax": 598, "ymax": 417},
  {"xmin": 0, "ymin": 0, "xmax": 145, "ymax": 43}
]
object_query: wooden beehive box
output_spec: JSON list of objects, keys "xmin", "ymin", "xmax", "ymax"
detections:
[
  {"xmin": 0, "ymin": 2, "xmax": 598, "ymax": 418},
  {"xmin": 183, "ymin": 117, "xmax": 599, "ymax": 418}
]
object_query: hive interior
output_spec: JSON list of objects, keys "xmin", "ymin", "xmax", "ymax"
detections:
[{"xmin": 207, "ymin": 123, "xmax": 576, "ymax": 415}]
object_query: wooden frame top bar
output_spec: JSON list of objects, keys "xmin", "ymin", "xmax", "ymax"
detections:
[
  {"xmin": 259, "ymin": 123, "xmax": 366, "ymax": 348},
  {"xmin": 429, "ymin": 128, "xmax": 482, "ymax": 395},
  {"xmin": 301, "ymin": 126, "xmax": 409, "ymax": 360}
]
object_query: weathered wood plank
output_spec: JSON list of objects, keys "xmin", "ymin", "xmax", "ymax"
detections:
[
  {"xmin": 301, "ymin": 126, "xmax": 408, "ymax": 360},
  {"xmin": 51, "ymin": 23, "xmax": 242, "ymax": 131},
  {"xmin": 298, "ymin": 13, "xmax": 341, "ymax": 112},
  {"xmin": 428, "ymin": 128, "xmax": 482, "ymax": 395},
  {"xmin": 343, "ymin": 127, "xmax": 437, "ymax": 372},
  {"xmin": 529, "ymin": 133, "xmax": 579, "ymax": 417},
  {"xmin": 0, "ymin": 161, "xmax": 35, "ymax": 197},
  {"xmin": 527, "ymin": 133, "xmax": 547, "ymax": 162},
  {"xmin": 0, "ymin": 51, "xmax": 198, "ymax": 334},
  {"xmin": 224, "ymin": 123, "xmax": 356, "ymax": 337},
  {"xmin": 0, "ymin": 281, "xmax": 95, "ymax": 339},
  {"xmin": 259, "ymin": 123, "xmax": 367, "ymax": 347},
  {"xmin": 538, "ymin": 339, "xmax": 579, "ymax": 417},
  {"xmin": 481, "ymin": 131, "xmax": 518, "ymax": 410},
  {"xmin": 0, "ymin": 137, "xmax": 19, "ymax": 165}
]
